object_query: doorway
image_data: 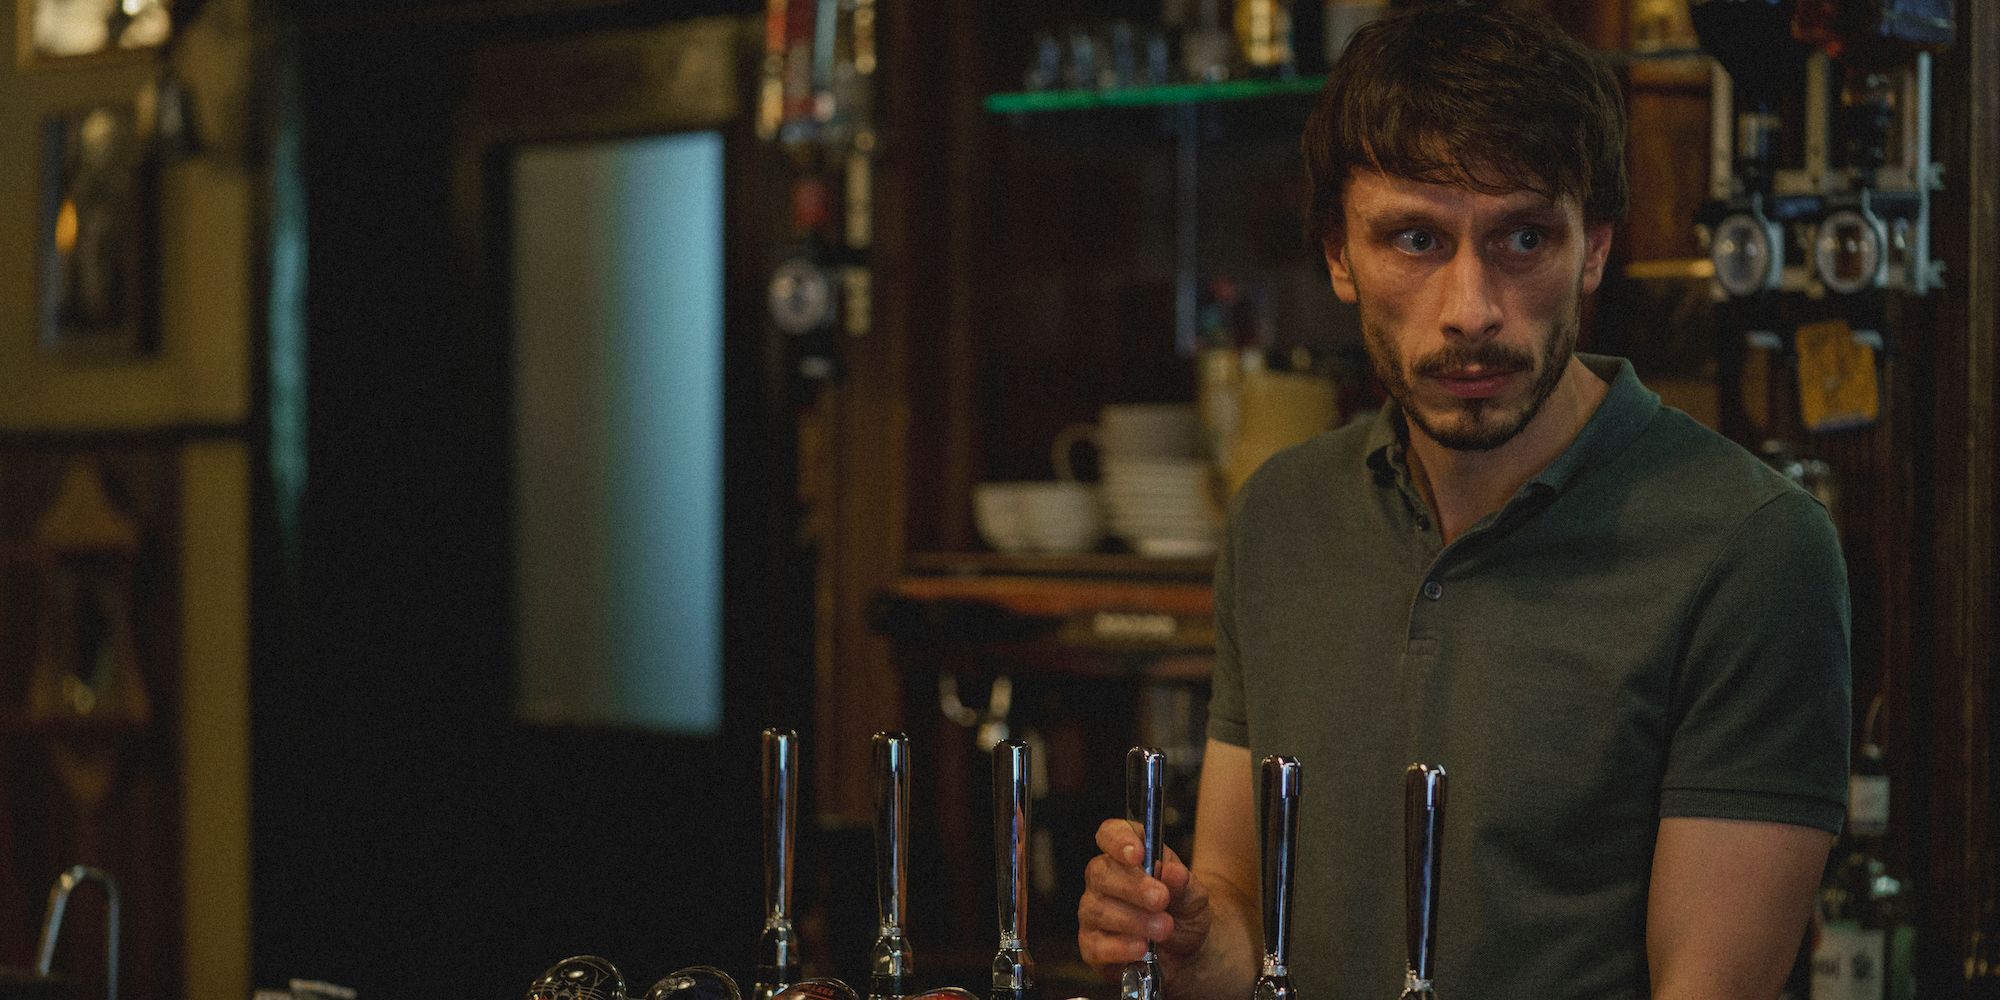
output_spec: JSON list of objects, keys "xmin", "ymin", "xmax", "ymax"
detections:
[{"xmin": 267, "ymin": 13, "xmax": 805, "ymax": 995}]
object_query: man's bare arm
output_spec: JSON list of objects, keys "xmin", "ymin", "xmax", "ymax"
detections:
[
  {"xmin": 1170, "ymin": 739, "xmax": 1263, "ymax": 991},
  {"xmin": 1647, "ymin": 816, "xmax": 1833, "ymax": 1000}
]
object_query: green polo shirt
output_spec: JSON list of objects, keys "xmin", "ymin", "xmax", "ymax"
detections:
[{"xmin": 1207, "ymin": 354, "xmax": 1850, "ymax": 999}]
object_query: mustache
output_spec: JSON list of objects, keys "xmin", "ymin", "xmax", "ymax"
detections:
[{"xmin": 1411, "ymin": 342, "xmax": 1535, "ymax": 378}]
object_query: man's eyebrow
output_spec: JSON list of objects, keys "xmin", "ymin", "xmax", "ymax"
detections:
[
  {"xmin": 1354, "ymin": 207, "xmax": 1446, "ymax": 231},
  {"xmin": 1357, "ymin": 200, "xmax": 1566, "ymax": 231},
  {"xmin": 1495, "ymin": 198, "xmax": 1567, "ymax": 220}
]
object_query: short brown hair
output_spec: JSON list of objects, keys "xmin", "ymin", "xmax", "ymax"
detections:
[{"xmin": 1303, "ymin": 0, "xmax": 1628, "ymax": 243}]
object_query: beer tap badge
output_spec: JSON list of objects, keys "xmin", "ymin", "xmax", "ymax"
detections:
[{"xmin": 529, "ymin": 956, "xmax": 627, "ymax": 1000}]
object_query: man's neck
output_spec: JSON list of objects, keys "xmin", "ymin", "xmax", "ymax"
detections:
[{"xmin": 1406, "ymin": 355, "xmax": 1610, "ymax": 544}]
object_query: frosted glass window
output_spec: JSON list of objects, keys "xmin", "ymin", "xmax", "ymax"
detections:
[{"xmin": 509, "ymin": 131, "xmax": 724, "ymax": 736}]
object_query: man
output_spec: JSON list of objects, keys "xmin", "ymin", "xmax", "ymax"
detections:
[{"xmin": 1075, "ymin": 3, "xmax": 1852, "ymax": 998}]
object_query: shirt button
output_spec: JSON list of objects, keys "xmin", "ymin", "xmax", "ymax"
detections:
[{"xmin": 1422, "ymin": 580, "xmax": 1443, "ymax": 600}]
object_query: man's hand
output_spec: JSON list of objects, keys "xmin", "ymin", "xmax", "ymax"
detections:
[
  {"xmin": 1077, "ymin": 818, "xmax": 1214, "ymax": 980},
  {"xmin": 1076, "ymin": 739, "xmax": 1261, "ymax": 994}
]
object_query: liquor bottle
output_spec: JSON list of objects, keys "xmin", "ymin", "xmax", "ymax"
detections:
[
  {"xmin": 1811, "ymin": 742, "xmax": 1914, "ymax": 1000},
  {"xmin": 1252, "ymin": 756, "xmax": 1301, "ymax": 1000},
  {"xmin": 756, "ymin": 729, "xmax": 803, "ymax": 1000},
  {"xmin": 991, "ymin": 739, "xmax": 1037, "ymax": 1000},
  {"xmin": 869, "ymin": 732, "xmax": 915, "ymax": 1000},
  {"xmin": 1402, "ymin": 764, "xmax": 1446, "ymax": 1000},
  {"xmin": 1121, "ymin": 747, "xmax": 1167, "ymax": 1000},
  {"xmin": 1235, "ymin": 0, "xmax": 1296, "ymax": 78}
]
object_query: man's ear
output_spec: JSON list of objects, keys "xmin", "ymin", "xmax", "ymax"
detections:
[
  {"xmin": 1579, "ymin": 220, "xmax": 1616, "ymax": 295},
  {"xmin": 1323, "ymin": 235, "xmax": 1358, "ymax": 303}
]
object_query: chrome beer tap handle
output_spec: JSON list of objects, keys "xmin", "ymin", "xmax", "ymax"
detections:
[
  {"xmin": 1252, "ymin": 757, "xmax": 1301, "ymax": 1000},
  {"xmin": 1401, "ymin": 764, "xmax": 1447, "ymax": 1000},
  {"xmin": 990, "ymin": 739, "xmax": 1037, "ymax": 999},
  {"xmin": 869, "ymin": 732, "xmax": 914, "ymax": 999},
  {"xmin": 758, "ymin": 728, "xmax": 802, "ymax": 999},
  {"xmin": 1119, "ymin": 747, "xmax": 1166, "ymax": 1000}
]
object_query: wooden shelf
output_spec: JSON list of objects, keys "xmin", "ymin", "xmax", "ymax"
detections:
[
  {"xmin": 907, "ymin": 550, "xmax": 1213, "ymax": 581},
  {"xmin": 886, "ymin": 554, "xmax": 1217, "ymax": 660},
  {"xmin": 896, "ymin": 554, "xmax": 1212, "ymax": 619}
]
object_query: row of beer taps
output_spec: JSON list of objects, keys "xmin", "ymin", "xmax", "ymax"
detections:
[{"xmin": 527, "ymin": 730, "xmax": 1449, "ymax": 1000}]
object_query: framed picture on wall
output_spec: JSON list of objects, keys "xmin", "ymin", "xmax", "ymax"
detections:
[
  {"xmin": 36, "ymin": 102, "xmax": 155, "ymax": 361},
  {"xmin": 16, "ymin": 0, "xmax": 170, "ymax": 70}
]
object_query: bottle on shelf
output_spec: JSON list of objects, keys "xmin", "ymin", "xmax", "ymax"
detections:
[
  {"xmin": 756, "ymin": 729, "xmax": 804, "ymax": 1000},
  {"xmin": 868, "ymin": 732, "xmax": 915, "ymax": 1000},
  {"xmin": 1234, "ymin": 0, "xmax": 1296, "ymax": 78},
  {"xmin": 1811, "ymin": 739, "xmax": 1915, "ymax": 1000}
]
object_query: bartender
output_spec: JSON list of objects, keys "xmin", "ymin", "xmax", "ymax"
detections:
[{"xmin": 1075, "ymin": 2, "xmax": 1852, "ymax": 997}]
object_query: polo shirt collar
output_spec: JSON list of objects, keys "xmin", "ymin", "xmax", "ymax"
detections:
[{"xmin": 1363, "ymin": 353, "xmax": 1660, "ymax": 499}]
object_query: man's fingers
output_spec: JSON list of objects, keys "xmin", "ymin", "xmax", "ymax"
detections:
[
  {"xmin": 1157, "ymin": 843, "xmax": 1192, "ymax": 893},
  {"xmin": 1077, "ymin": 883, "xmax": 1176, "ymax": 941},
  {"xmin": 1084, "ymin": 853, "xmax": 1171, "ymax": 911},
  {"xmin": 1078, "ymin": 926, "xmax": 1154, "ymax": 974},
  {"xmin": 1094, "ymin": 817, "xmax": 1145, "ymax": 865}
]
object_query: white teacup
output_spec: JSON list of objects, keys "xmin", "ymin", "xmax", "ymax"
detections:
[{"xmin": 974, "ymin": 481, "xmax": 1104, "ymax": 555}]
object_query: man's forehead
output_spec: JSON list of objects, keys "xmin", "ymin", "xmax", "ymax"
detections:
[{"xmin": 1344, "ymin": 167, "xmax": 1574, "ymax": 217}]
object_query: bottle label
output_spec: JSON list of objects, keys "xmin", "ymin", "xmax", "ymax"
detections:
[
  {"xmin": 1813, "ymin": 920, "xmax": 1886, "ymax": 1000},
  {"xmin": 1849, "ymin": 773, "xmax": 1890, "ymax": 838}
]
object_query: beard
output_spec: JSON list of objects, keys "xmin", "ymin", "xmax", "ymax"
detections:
[{"xmin": 1359, "ymin": 284, "xmax": 1584, "ymax": 452}]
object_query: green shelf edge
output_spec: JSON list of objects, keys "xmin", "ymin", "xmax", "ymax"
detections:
[{"xmin": 984, "ymin": 75, "xmax": 1327, "ymax": 114}]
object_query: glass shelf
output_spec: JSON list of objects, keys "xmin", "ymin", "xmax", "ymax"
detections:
[{"xmin": 985, "ymin": 75, "xmax": 1327, "ymax": 115}]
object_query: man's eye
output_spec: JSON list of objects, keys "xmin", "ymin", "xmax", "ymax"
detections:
[
  {"xmin": 1503, "ymin": 228, "xmax": 1545, "ymax": 253},
  {"xmin": 1392, "ymin": 230, "xmax": 1438, "ymax": 254}
]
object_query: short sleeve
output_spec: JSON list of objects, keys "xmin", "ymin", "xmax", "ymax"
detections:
[
  {"xmin": 1206, "ymin": 515, "xmax": 1249, "ymax": 748},
  {"xmin": 1659, "ymin": 489, "xmax": 1851, "ymax": 834}
]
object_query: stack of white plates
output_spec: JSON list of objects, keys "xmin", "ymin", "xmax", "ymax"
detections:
[{"xmin": 1101, "ymin": 455, "xmax": 1221, "ymax": 559}]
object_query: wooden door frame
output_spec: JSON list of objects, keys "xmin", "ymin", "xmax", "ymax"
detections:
[{"xmin": 1930, "ymin": 0, "xmax": 1999, "ymax": 985}]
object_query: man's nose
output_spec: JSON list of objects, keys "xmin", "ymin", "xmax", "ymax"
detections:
[{"xmin": 1438, "ymin": 250, "xmax": 1503, "ymax": 339}]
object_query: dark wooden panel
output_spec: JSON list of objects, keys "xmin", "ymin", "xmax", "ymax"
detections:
[
  {"xmin": 0, "ymin": 445, "xmax": 184, "ymax": 1000},
  {"xmin": 1922, "ymin": 0, "xmax": 1999, "ymax": 991}
]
